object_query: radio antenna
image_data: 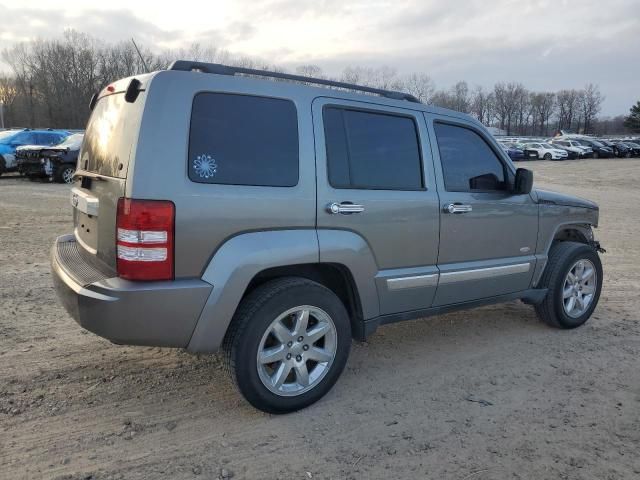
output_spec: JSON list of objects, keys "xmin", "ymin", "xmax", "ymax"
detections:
[{"xmin": 131, "ymin": 38, "xmax": 150, "ymax": 73}]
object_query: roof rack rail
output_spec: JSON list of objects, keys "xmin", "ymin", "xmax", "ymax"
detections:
[{"xmin": 168, "ymin": 60, "xmax": 421, "ymax": 104}]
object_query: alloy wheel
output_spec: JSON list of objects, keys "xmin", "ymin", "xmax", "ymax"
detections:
[
  {"xmin": 257, "ymin": 305, "xmax": 337, "ymax": 396},
  {"xmin": 562, "ymin": 259, "xmax": 597, "ymax": 318}
]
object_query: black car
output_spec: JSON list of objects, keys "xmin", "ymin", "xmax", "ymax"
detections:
[
  {"xmin": 602, "ymin": 140, "xmax": 632, "ymax": 158},
  {"xmin": 621, "ymin": 141, "xmax": 640, "ymax": 156},
  {"xmin": 17, "ymin": 133, "xmax": 83, "ymax": 183},
  {"xmin": 572, "ymin": 139, "xmax": 614, "ymax": 158}
]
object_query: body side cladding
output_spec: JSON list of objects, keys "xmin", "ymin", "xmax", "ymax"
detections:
[
  {"xmin": 362, "ymin": 288, "xmax": 548, "ymax": 337},
  {"xmin": 532, "ymin": 211, "xmax": 600, "ymax": 287}
]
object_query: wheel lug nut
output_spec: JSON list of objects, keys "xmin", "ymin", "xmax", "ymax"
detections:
[
  {"xmin": 296, "ymin": 355, "xmax": 302, "ymax": 362},
  {"xmin": 286, "ymin": 353, "xmax": 292, "ymax": 360},
  {"xmin": 287, "ymin": 341, "xmax": 293, "ymax": 347},
  {"xmin": 303, "ymin": 344, "xmax": 309, "ymax": 351},
  {"xmin": 297, "ymin": 336, "xmax": 304, "ymax": 342}
]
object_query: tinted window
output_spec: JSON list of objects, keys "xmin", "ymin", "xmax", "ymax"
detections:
[
  {"xmin": 323, "ymin": 107, "xmax": 423, "ymax": 190},
  {"xmin": 188, "ymin": 93, "xmax": 298, "ymax": 187},
  {"xmin": 82, "ymin": 93, "xmax": 135, "ymax": 178},
  {"xmin": 434, "ymin": 123, "xmax": 507, "ymax": 192}
]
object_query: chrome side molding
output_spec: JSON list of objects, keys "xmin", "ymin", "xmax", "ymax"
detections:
[{"xmin": 439, "ymin": 262, "xmax": 530, "ymax": 284}]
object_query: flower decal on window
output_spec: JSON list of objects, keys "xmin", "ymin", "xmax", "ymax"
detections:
[{"xmin": 193, "ymin": 154, "xmax": 218, "ymax": 179}]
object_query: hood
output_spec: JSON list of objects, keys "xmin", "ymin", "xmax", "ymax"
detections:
[
  {"xmin": 535, "ymin": 189, "xmax": 598, "ymax": 210},
  {"xmin": 16, "ymin": 144, "xmax": 56, "ymax": 152}
]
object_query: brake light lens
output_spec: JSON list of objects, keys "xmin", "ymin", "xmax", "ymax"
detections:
[{"xmin": 116, "ymin": 198, "xmax": 175, "ymax": 281}]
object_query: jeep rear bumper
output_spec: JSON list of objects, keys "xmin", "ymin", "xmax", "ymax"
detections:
[{"xmin": 51, "ymin": 235, "xmax": 213, "ymax": 347}]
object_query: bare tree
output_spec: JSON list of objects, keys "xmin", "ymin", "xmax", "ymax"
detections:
[
  {"xmin": 579, "ymin": 83, "xmax": 604, "ymax": 134},
  {"xmin": 555, "ymin": 89, "xmax": 579, "ymax": 132},
  {"xmin": 403, "ymin": 73, "xmax": 434, "ymax": 104},
  {"xmin": 530, "ymin": 92, "xmax": 556, "ymax": 136},
  {"xmin": 493, "ymin": 82, "xmax": 524, "ymax": 135},
  {"xmin": 470, "ymin": 86, "xmax": 494, "ymax": 125}
]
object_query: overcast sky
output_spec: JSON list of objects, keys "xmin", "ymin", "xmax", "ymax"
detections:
[{"xmin": 1, "ymin": 0, "xmax": 638, "ymax": 115}]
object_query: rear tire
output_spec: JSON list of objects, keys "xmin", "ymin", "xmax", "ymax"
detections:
[
  {"xmin": 535, "ymin": 242, "xmax": 602, "ymax": 329},
  {"xmin": 223, "ymin": 277, "xmax": 351, "ymax": 413}
]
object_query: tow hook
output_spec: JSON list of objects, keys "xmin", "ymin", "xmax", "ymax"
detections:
[{"xmin": 591, "ymin": 240, "xmax": 606, "ymax": 254}]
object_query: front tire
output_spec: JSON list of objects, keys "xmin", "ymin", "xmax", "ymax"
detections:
[
  {"xmin": 223, "ymin": 277, "xmax": 351, "ymax": 413},
  {"xmin": 544, "ymin": 153, "xmax": 552, "ymax": 160},
  {"xmin": 54, "ymin": 165, "xmax": 75, "ymax": 184},
  {"xmin": 535, "ymin": 242, "xmax": 602, "ymax": 329}
]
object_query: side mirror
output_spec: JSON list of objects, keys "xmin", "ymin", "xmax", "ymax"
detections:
[{"xmin": 513, "ymin": 168, "xmax": 533, "ymax": 195}]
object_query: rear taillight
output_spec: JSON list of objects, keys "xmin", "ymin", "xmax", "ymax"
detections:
[{"xmin": 116, "ymin": 198, "xmax": 175, "ymax": 281}]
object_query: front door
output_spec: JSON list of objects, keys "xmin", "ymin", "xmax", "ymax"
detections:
[
  {"xmin": 426, "ymin": 115, "xmax": 538, "ymax": 306},
  {"xmin": 313, "ymin": 98, "xmax": 440, "ymax": 315}
]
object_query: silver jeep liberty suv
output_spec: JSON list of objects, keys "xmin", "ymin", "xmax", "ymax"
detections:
[{"xmin": 51, "ymin": 61, "xmax": 604, "ymax": 413}]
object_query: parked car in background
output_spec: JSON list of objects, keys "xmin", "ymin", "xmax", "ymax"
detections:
[
  {"xmin": 551, "ymin": 139, "xmax": 592, "ymax": 158},
  {"xmin": 619, "ymin": 141, "xmax": 640, "ymax": 157},
  {"xmin": 0, "ymin": 129, "xmax": 70, "ymax": 175},
  {"xmin": 548, "ymin": 143, "xmax": 579, "ymax": 159},
  {"xmin": 523, "ymin": 142, "xmax": 569, "ymax": 160},
  {"xmin": 17, "ymin": 133, "xmax": 84, "ymax": 183},
  {"xmin": 500, "ymin": 143, "xmax": 525, "ymax": 161},
  {"xmin": 513, "ymin": 142, "xmax": 539, "ymax": 160},
  {"xmin": 571, "ymin": 139, "xmax": 613, "ymax": 158},
  {"xmin": 602, "ymin": 140, "xmax": 632, "ymax": 158}
]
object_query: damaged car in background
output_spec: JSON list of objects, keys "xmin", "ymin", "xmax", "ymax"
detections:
[{"xmin": 17, "ymin": 133, "xmax": 84, "ymax": 184}]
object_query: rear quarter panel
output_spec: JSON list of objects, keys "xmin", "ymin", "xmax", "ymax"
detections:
[{"xmin": 130, "ymin": 71, "xmax": 318, "ymax": 278}]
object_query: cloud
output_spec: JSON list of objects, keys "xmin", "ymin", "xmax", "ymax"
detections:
[{"xmin": 0, "ymin": 0, "xmax": 638, "ymax": 115}]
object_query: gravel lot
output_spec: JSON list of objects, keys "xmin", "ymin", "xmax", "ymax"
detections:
[{"xmin": 1, "ymin": 159, "xmax": 639, "ymax": 480}]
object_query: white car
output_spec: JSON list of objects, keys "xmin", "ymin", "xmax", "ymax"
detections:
[
  {"xmin": 551, "ymin": 140, "xmax": 592, "ymax": 157},
  {"xmin": 523, "ymin": 142, "xmax": 569, "ymax": 160}
]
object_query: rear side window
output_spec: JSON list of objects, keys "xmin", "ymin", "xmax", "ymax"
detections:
[
  {"xmin": 434, "ymin": 122, "xmax": 508, "ymax": 192},
  {"xmin": 323, "ymin": 107, "xmax": 423, "ymax": 190},
  {"xmin": 188, "ymin": 93, "xmax": 298, "ymax": 186}
]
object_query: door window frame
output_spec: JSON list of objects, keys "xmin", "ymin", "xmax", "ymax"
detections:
[
  {"xmin": 428, "ymin": 116, "xmax": 516, "ymax": 194},
  {"xmin": 319, "ymin": 100, "xmax": 431, "ymax": 192}
]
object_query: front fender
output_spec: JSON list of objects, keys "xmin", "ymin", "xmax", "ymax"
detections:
[{"xmin": 532, "ymin": 205, "xmax": 599, "ymax": 287}]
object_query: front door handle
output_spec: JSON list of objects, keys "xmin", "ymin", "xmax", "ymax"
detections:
[
  {"xmin": 444, "ymin": 203, "xmax": 473, "ymax": 214},
  {"xmin": 327, "ymin": 202, "xmax": 365, "ymax": 214}
]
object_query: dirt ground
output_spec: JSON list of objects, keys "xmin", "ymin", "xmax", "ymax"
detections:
[{"xmin": 1, "ymin": 159, "xmax": 639, "ymax": 480}]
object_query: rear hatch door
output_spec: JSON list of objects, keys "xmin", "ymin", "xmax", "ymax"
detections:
[{"xmin": 72, "ymin": 82, "xmax": 147, "ymax": 272}]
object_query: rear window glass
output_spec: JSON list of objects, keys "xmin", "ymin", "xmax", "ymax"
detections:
[
  {"xmin": 81, "ymin": 93, "xmax": 136, "ymax": 178},
  {"xmin": 188, "ymin": 93, "xmax": 298, "ymax": 186}
]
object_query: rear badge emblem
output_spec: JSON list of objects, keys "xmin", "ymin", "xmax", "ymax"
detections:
[{"xmin": 193, "ymin": 154, "xmax": 218, "ymax": 179}]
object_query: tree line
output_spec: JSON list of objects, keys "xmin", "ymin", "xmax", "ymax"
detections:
[{"xmin": 0, "ymin": 30, "xmax": 630, "ymax": 135}]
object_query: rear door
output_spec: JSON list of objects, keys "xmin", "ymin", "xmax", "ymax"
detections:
[
  {"xmin": 72, "ymin": 89, "xmax": 146, "ymax": 271},
  {"xmin": 426, "ymin": 116, "xmax": 538, "ymax": 306},
  {"xmin": 314, "ymin": 98, "xmax": 440, "ymax": 315}
]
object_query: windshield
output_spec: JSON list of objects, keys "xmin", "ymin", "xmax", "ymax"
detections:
[
  {"xmin": 591, "ymin": 140, "xmax": 603, "ymax": 147},
  {"xmin": 542, "ymin": 143, "xmax": 555, "ymax": 149},
  {"xmin": 56, "ymin": 133, "xmax": 84, "ymax": 149},
  {"xmin": 0, "ymin": 130, "xmax": 19, "ymax": 142}
]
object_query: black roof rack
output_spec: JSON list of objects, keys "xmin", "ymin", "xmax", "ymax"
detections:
[{"xmin": 168, "ymin": 60, "xmax": 421, "ymax": 104}]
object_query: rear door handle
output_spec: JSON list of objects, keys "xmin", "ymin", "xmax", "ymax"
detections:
[
  {"xmin": 444, "ymin": 203, "xmax": 472, "ymax": 214},
  {"xmin": 327, "ymin": 202, "xmax": 365, "ymax": 214}
]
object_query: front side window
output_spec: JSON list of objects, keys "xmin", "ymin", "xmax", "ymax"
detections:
[
  {"xmin": 323, "ymin": 106, "xmax": 423, "ymax": 190},
  {"xmin": 434, "ymin": 122, "xmax": 508, "ymax": 192},
  {"xmin": 188, "ymin": 93, "xmax": 299, "ymax": 187}
]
